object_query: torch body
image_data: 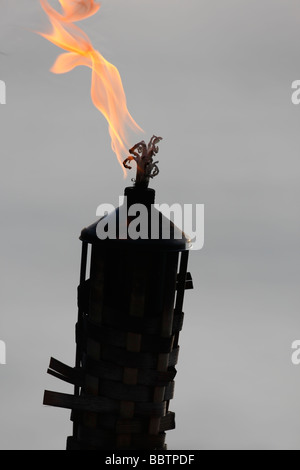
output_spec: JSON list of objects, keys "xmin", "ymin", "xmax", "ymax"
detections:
[{"xmin": 44, "ymin": 187, "xmax": 192, "ymax": 450}]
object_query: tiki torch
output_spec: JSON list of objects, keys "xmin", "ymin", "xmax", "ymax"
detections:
[{"xmin": 43, "ymin": 136, "xmax": 193, "ymax": 450}]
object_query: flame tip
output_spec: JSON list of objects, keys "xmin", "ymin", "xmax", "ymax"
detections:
[{"xmin": 38, "ymin": 0, "xmax": 142, "ymax": 173}]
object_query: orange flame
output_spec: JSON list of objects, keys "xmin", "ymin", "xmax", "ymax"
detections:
[{"xmin": 38, "ymin": 0, "xmax": 143, "ymax": 174}]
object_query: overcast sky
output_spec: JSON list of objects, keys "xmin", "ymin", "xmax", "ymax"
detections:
[{"xmin": 1, "ymin": 0, "xmax": 300, "ymax": 450}]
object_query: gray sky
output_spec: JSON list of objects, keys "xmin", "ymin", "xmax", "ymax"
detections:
[{"xmin": 1, "ymin": 0, "xmax": 300, "ymax": 449}]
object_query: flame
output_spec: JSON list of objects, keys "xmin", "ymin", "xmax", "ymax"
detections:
[{"xmin": 38, "ymin": 0, "xmax": 143, "ymax": 174}]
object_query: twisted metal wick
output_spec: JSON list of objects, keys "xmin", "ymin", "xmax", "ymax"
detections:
[{"xmin": 123, "ymin": 135, "xmax": 162, "ymax": 188}]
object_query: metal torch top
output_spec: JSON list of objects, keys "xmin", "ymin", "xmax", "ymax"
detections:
[
  {"xmin": 80, "ymin": 137, "xmax": 192, "ymax": 251},
  {"xmin": 80, "ymin": 187, "xmax": 191, "ymax": 252}
]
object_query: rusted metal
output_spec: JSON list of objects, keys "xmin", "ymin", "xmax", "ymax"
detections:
[{"xmin": 123, "ymin": 135, "xmax": 162, "ymax": 189}]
